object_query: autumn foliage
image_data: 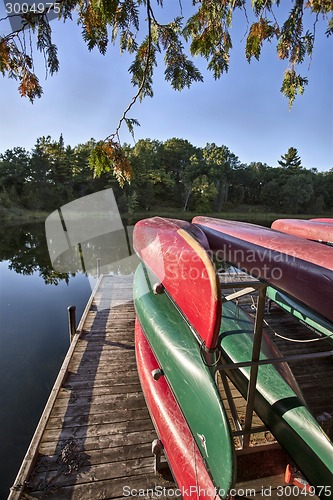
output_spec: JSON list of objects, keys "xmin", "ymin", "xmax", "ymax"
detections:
[{"xmin": 89, "ymin": 140, "xmax": 132, "ymax": 187}]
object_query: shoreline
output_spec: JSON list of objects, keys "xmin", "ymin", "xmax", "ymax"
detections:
[{"xmin": 1, "ymin": 205, "xmax": 332, "ymax": 226}]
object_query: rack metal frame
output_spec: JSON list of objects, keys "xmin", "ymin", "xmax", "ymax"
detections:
[{"xmin": 217, "ymin": 278, "xmax": 333, "ymax": 454}]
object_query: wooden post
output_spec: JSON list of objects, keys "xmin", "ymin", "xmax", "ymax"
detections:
[
  {"xmin": 97, "ymin": 258, "xmax": 101, "ymax": 278},
  {"xmin": 68, "ymin": 305, "xmax": 76, "ymax": 343}
]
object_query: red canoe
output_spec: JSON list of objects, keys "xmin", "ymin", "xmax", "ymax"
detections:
[
  {"xmin": 135, "ymin": 319, "xmax": 221, "ymax": 499},
  {"xmin": 192, "ymin": 217, "xmax": 333, "ymax": 324},
  {"xmin": 272, "ymin": 219, "xmax": 333, "ymax": 243},
  {"xmin": 310, "ymin": 218, "xmax": 333, "ymax": 223},
  {"xmin": 133, "ymin": 217, "xmax": 221, "ymax": 350}
]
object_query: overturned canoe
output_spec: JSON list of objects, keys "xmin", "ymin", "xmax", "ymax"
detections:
[
  {"xmin": 193, "ymin": 217, "xmax": 333, "ymax": 324},
  {"xmin": 133, "ymin": 217, "xmax": 221, "ymax": 350},
  {"xmin": 272, "ymin": 219, "xmax": 333, "ymax": 244},
  {"xmin": 135, "ymin": 318, "xmax": 219, "ymax": 499}
]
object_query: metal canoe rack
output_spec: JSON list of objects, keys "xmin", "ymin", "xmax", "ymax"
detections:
[{"xmin": 216, "ymin": 277, "xmax": 333, "ymax": 454}]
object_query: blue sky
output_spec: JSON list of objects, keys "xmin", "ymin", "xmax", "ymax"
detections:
[{"xmin": 0, "ymin": 1, "xmax": 332, "ymax": 170}]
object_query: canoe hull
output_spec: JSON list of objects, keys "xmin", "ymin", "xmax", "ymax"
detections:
[
  {"xmin": 272, "ymin": 219, "xmax": 333, "ymax": 243},
  {"xmin": 133, "ymin": 217, "xmax": 221, "ymax": 349},
  {"xmin": 193, "ymin": 217, "xmax": 333, "ymax": 324},
  {"xmin": 135, "ymin": 318, "xmax": 219, "ymax": 499},
  {"xmin": 134, "ymin": 217, "xmax": 333, "ymax": 498}
]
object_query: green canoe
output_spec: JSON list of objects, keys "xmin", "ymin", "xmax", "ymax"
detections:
[{"xmin": 134, "ymin": 263, "xmax": 236, "ymax": 498}]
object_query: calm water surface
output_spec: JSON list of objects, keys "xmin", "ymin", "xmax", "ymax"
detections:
[{"xmin": 0, "ymin": 222, "xmax": 93, "ymax": 499}]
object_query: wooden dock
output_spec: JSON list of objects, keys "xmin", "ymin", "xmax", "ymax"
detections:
[
  {"xmin": 9, "ymin": 275, "xmax": 175, "ymax": 499},
  {"xmin": 9, "ymin": 273, "xmax": 333, "ymax": 499}
]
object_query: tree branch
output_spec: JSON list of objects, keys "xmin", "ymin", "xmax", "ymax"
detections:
[{"xmin": 105, "ymin": 0, "xmax": 153, "ymax": 144}]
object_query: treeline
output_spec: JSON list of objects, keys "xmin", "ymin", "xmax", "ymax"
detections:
[{"xmin": 1, "ymin": 135, "xmax": 332, "ymax": 215}]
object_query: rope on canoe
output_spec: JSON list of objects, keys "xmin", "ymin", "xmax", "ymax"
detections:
[{"xmin": 272, "ymin": 330, "xmax": 333, "ymax": 343}]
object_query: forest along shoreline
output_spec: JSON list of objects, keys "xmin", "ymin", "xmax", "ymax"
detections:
[{"xmin": 1, "ymin": 137, "xmax": 332, "ymax": 220}]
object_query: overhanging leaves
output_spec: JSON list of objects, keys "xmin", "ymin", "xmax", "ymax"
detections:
[
  {"xmin": 0, "ymin": 39, "xmax": 10, "ymax": 74},
  {"xmin": 89, "ymin": 140, "xmax": 132, "ymax": 186},
  {"xmin": 281, "ymin": 68, "xmax": 308, "ymax": 108},
  {"xmin": 326, "ymin": 16, "xmax": 333, "ymax": 36},
  {"xmin": 129, "ymin": 34, "xmax": 158, "ymax": 100},
  {"xmin": 246, "ymin": 18, "xmax": 278, "ymax": 61},
  {"xmin": 1, "ymin": 0, "xmax": 332, "ymax": 109},
  {"xmin": 160, "ymin": 20, "xmax": 203, "ymax": 89},
  {"xmin": 125, "ymin": 117, "xmax": 141, "ymax": 140},
  {"xmin": 184, "ymin": 0, "xmax": 234, "ymax": 77}
]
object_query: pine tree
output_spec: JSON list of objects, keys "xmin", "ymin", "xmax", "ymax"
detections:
[{"xmin": 278, "ymin": 147, "xmax": 302, "ymax": 170}]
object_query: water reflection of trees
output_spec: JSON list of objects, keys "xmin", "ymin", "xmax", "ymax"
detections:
[
  {"xmin": 0, "ymin": 222, "xmax": 73, "ymax": 285},
  {"xmin": 0, "ymin": 222, "xmax": 138, "ymax": 284}
]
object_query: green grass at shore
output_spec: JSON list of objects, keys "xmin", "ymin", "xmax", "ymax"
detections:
[
  {"xmin": 0, "ymin": 206, "xmax": 49, "ymax": 222},
  {"xmin": 1, "ymin": 203, "xmax": 332, "ymax": 225},
  {"xmin": 124, "ymin": 207, "xmax": 332, "ymax": 225}
]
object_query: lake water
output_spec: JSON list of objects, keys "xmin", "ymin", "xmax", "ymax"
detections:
[{"xmin": 0, "ymin": 222, "xmax": 93, "ymax": 499}]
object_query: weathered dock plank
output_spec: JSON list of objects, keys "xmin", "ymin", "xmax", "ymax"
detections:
[{"xmin": 9, "ymin": 275, "xmax": 175, "ymax": 500}]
